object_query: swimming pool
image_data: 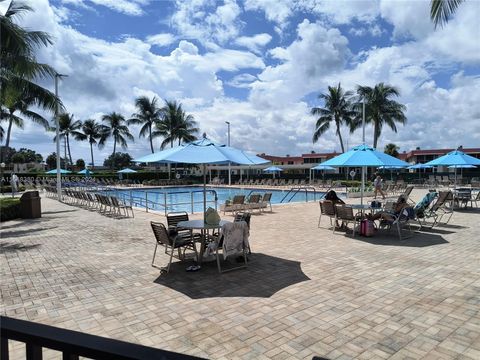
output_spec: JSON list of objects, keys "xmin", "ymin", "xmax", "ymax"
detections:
[{"xmin": 105, "ymin": 186, "xmax": 324, "ymax": 213}]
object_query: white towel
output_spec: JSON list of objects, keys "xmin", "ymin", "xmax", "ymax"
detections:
[{"xmin": 220, "ymin": 221, "xmax": 249, "ymax": 260}]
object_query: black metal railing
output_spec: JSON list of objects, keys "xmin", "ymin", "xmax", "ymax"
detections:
[{"xmin": 1, "ymin": 316, "xmax": 205, "ymax": 360}]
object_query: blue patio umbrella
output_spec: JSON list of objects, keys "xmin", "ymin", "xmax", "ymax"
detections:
[
  {"xmin": 321, "ymin": 145, "xmax": 409, "ymax": 204},
  {"xmin": 77, "ymin": 169, "xmax": 93, "ymax": 175},
  {"xmin": 117, "ymin": 168, "xmax": 137, "ymax": 180},
  {"xmin": 425, "ymin": 150, "xmax": 480, "ymax": 188},
  {"xmin": 447, "ymin": 164, "xmax": 477, "ymax": 169},
  {"xmin": 117, "ymin": 168, "xmax": 137, "ymax": 173},
  {"xmin": 310, "ymin": 164, "xmax": 335, "ymax": 181},
  {"xmin": 133, "ymin": 136, "xmax": 268, "ymax": 218},
  {"xmin": 263, "ymin": 166, "xmax": 283, "ymax": 179},
  {"xmin": 408, "ymin": 163, "xmax": 433, "ymax": 180},
  {"xmin": 46, "ymin": 169, "xmax": 71, "ymax": 174},
  {"xmin": 408, "ymin": 163, "xmax": 433, "ymax": 170}
]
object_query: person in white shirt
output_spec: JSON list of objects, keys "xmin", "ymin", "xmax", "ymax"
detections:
[{"xmin": 373, "ymin": 174, "xmax": 386, "ymax": 199}]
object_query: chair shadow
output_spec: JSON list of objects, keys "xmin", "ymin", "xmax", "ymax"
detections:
[
  {"xmin": 0, "ymin": 241, "xmax": 41, "ymax": 253},
  {"xmin": 350, "ymin": 231, "xmax": 449, "ymax": 247},
  {"xmin": 43, "ymin": 209, "xmax": 79, "ymax": 215},
  {"xmin": 452, "ymin": 208, "xmax": 480, "ymax": 214},
  {"xmin": 154, "ymin": 253, "xmax": 310, "ymax": 299},
  {"xmin": 0, "ymin": 226, "xmax": 58, "ymax": 238}
]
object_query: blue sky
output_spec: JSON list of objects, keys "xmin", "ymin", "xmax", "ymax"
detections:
[{"xmin": 5, "ymin": 0, "xmax": 480, "ymax": 165}]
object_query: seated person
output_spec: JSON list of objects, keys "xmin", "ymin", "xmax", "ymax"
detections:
[
  {"xmin": 368, "ymin": 195, "xmax": 410, "ymax": 222},
  {"xmin": 325, "ymin": 190, "xmax": 345, "ymax": 205},
  {"xmin": 325, "ymin": 190, "xmax": 346, "ymax": 229}
]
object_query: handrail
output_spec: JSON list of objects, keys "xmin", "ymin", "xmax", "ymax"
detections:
[
  {"xmin": 280, "ymin": 186, "xmax": 317, "ymax": 203},
  {"xmin": 0, "ymin": 315, "xmax": 204, "ymax": 360}
]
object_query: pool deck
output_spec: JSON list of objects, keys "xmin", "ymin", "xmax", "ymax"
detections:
[{"xmin": 1, "ymin": 189, "xmax": 480, "ymax": 359}]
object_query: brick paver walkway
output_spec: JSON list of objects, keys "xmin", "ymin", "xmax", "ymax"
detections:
[{"xmin": 1, "ymin": 190, "xmax": 480, "ymax": 359}]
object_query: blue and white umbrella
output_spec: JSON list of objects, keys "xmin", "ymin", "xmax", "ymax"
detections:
[
  {"xmin": 134, "ymin": 136, "xmax": 268, "ymax": 217},
  {"xmin": 117, "ymin": 168, "xmax": 137, "ymax": 173},
  {"xmin": 425, "ymin": 150, "xmax": 480, "ymax": 188},
  {"xmin": 310, "ymin": 164, "xmax": 335, "ymax": 181},
  {"xmin": 77, "ymin": 169, "xmax": 93, "ymax": 175},
  {"xmin": 46, "ymin": 169, "xmax": 71, "ymax": 174},
  {"xmin": 408, "ymin": 163, "xmax": 433, "ymax": 170},
  {"xmin": 263, "ymin": 166, "xmax": 283, "ymax": 178},
  {"xmin": 320, "ymin": 144, "xmax": 409, "ymax": 203}
]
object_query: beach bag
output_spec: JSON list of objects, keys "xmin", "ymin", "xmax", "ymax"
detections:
[
  {"xmin": 205, "ymin": 207, "xmax": 221, "ymax": 225},
  {"xmin": 360, "ymin": 219, "xmax": 375, "ymax": 237}
]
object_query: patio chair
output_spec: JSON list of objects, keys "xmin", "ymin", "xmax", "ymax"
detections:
[
  {"xmin": 260, "ymin": 193, "xmax": 273, "ymax": 212},
  {"xmin": 110, "ymin": 196, "xmax": 134, "ymax": 218},
  {"xmin": 214, "ymin": 221, "xmax": 249, "ymax": 273},
  {"xmin": 318, "ymin": 200, "xmax": 336, "ymax": 229},
  {"xmin": 334, "ymin": 205, "xmax": 362, "ymax": 236},
  {"xmin": 418, "ymin": 191, "xmax": 454, "ymax": 228},
  {"xmin": 246, "ymin": 194, "xmax": 262, "ymax": 213},
  {"xmin": 221, "ymin": 195, "xmax": 246, "ymax": 214},
  {"xmin": 234, "ymin": 212, "xmax": 252, "ymax": 253},
  {"xmin": 469, "ymin": 191, "xmax": 480, "ymax": 207},
  {"xmin": 150, "ymin": 221, "xmax": 198, "ymax": 273},
  {"xmin": 166, "ymin": 212, "xmax": 201, "ymax": 242},
  {"xmin": 377, "ymin": 206, "xmax": 415, "ymax": 240}
]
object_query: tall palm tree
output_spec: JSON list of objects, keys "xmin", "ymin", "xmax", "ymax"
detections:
[
  {"xmin": 128, "ymin": 96, "xmax": 163, "ymax": 153},
  {"xmin": 311, "ymin": 83, "xmax": 356, "ymax": 153},
  {"xmin": 101, "ymin": 112, "xmax": 134, "ymax": 157},
  {"xmin": 431, "ymin": 0, "xmax": 464, "ymax": 28},
  {"xmin": 1, "ymin": 85, "xmax": 50, "ymax": 148},
  {"xmin": 354, "ymin": 83, "xmax": 407, "ymax": 149},
  {"xmin": 153, "ymin": 100, "xmax": 199, "ymax": 149},
  {"xmin": 82, "ymin": 119, "xmax": 108, "ymax": 169},
  {"xmin": 384, "ymin": 143, "xmax": 400, "ymax": 157},
  {"xmin": 52, "ymin": 113, "xmax": 84, "ymax": 166},
  {"xmin": 0, "ymin": 1, "xmax": 59, "ymax": 118}
]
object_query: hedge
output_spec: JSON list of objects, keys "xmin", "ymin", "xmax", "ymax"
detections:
[{"xmin": 0, "ymin": 197, "xmax": 21, "ymax": 222}]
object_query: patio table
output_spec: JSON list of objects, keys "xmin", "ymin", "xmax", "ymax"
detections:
[{"xmin": 177, "ymin": 219, "xmax": 231, "ymax": 264}]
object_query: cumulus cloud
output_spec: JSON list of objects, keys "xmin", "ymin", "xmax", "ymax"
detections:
[
  {"xmin": 61, "ymin": 0, "xmax": 150, "ymax": 16},
  {"xmin": 6, "ymin": 0, "xmax": 479, "ymax": 163},
  {"xmin": 146, "ymin": 33, "xmax": 176, "ymax": 47},
  {"xmin": 235, "ymin": 33, "xmax": 272, "ymax": 53},
  {"xmin": 250, "ymin": 20, "xmax": 350, "ymax": 106},
  {"xmin": 170, "ymin": 0, "xmax": 243, "ymax": 45}
]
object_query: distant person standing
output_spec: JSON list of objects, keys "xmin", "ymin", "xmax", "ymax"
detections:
[
  {"xmin": 11, "ymin": 173, "xmax": 19, "ymax": 196},
  {"xmin": 373, "ymin": 173, "xmax": 386, "ymax": 199}
]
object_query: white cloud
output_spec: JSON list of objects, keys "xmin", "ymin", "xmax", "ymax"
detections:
[
  {"xmin": 227, "ymin": 73, "xmax": 258, "ymax": 88},
  {"xmin": 171, "ymin": 0, "xmax": 243, "ymax": 45},
  {"xmin": 250, "ymin": 20, "xmax": 350, "ymax": 106},
  {"xmin": 146, "ymin": 33, "xmax": 176, "ymax": 47},
  {"xmin": 235, "ymin": 33, "xmax": 272, "ymax": 53},
  {"xmin": 61, "ymin": 0, "xmax": 149, "ymax": 16},
  {"xmin": 349, "ymin": 24, "xmax": 384, "ymax": 37}
]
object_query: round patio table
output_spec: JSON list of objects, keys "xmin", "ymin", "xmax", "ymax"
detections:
[{"xmin": 177, "ymin": 219, "xmax": 231, "ymax": 264}]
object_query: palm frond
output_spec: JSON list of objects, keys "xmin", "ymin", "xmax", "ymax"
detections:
[{"xmin": 431, "ymin": 0, "xmax": 465, "ymax": 28}]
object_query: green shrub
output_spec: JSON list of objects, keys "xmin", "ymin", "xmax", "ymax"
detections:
[
  {"xmin": 0, "ymin": 198, "xmax": 21, "ymax": 222},
  {"xmin": 1, "ymin": 185, "xmax": 26, "ymax": 194}
]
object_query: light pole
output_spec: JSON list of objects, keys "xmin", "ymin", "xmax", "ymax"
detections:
[
  {"xmin": 55, "ymin": 73, "xmax": 68, "ymax": 201},
  {"xmin": 225, "ymin": 121, "xmax": 231, "ymax": 186}
]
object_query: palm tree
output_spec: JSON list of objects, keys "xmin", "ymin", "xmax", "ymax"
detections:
[
  {"xmin": 0, "ymin": 1, "xmax": 59, "ymax": 118},
  {"xmin": 128, "ymin": 96, "xmax": 163, "ymax": 153},
  {"xmin": 431, "ymin": 0, "xmax": 464, "ymax": 28},
  {"xmin": 101, "ymin": 112, "xmax": 134, "ymax": 157},
  {"xmin": 311, "ymin": 83, "xmax": 356, "ymax": 153},
  {"xmin": 1, "ymin": 85, "xmax": 50, "ymax": 148},
  {"xmin": 52, "ymin": 113, "xmax": 84, "ymax": 166},
  {"xmin": 153, "ymin": 100, "xmax": 199, "ymax": 149},
  {"xmin": 384, "ymin": 143, "xmax": 400, "ymax": 157},
  {"xmin": 82, "ymin": 119, "xmax": 108, "ymax": 169},
  {"xmin": 354, "ymin": 83, "xmax": 407, "ymax": 149}
]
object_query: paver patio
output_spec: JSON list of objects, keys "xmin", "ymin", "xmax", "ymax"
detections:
[{"xmin": 1, "ymin": 189, "xmax": 480, "ymax": 359}]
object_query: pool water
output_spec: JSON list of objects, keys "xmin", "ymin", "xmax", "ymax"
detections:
[{"xmin": 106, "ymin": 186, "xmax": 324, "ymax": 213}]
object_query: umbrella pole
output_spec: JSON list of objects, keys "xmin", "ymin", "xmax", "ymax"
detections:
[
  {"xmin": 454, "ymin": 166, "xmax": 457, "ymax": 189},
  {"xmin": 203, "ymin": 164, "xmax": 207, "ymax": 223},
  {"xmin": 361, "ymin": 166, "xmax": 365, "ymax": 205}
]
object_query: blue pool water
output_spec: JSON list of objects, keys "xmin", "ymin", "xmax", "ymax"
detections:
[{"xmin": 105, "ymin": 186, "xmax": 323, "ymax": 213}]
